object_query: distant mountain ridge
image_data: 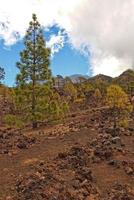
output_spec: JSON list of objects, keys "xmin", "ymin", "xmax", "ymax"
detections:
[
  {"xmin": 69, "ymin": 74, "xmax": 89, "ymax": 83},
  {"xmin": 88, "ymin": 74, "xmax": 113, "ymax": 83},
  {"xmin": 114, "ymin": 69, "xmax": 134, "ymax": 83},
  {"xmin": 54, "ymin": 69, "xmax": 134, "ymax": 88},
  {"xmin": 68, "ymin": 69, "xmax": 134, "ymax": 84}
]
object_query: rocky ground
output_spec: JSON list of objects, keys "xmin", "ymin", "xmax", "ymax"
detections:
[
  {"xmin": 0, "ymin": 128, "xmax": 36, "ymax": 155},
  {"xmin": 0, "ymin": 107, "xmax": 134, "ymax": 200}
]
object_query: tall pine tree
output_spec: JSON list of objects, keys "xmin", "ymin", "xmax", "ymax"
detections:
[{"xmin": 16, "ymin": 14, "xmax": 51, "ymax": 128}]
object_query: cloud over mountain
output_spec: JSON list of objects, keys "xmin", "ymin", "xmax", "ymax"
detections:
[{"xmin": 0, "ymin": 0, "xmax": 134, "ymax": 76}]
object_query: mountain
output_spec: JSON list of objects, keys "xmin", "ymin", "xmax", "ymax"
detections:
[
  {"xmin": 113, "ymin": 69, "xmax": 134, "ymax": 89},
  {"xmin": 87, "ymin": 69, "xmax": 134, "ymax": 85},
  {"xmin": 88, "ymin": 74, "xmax": 113, "ymax": 83},
  {"xmin": 65, "ymin": 69, "xmax": 134, "ymax": 85},
  {"xmin": 114, "ymin": 69, "xmax": 134, "ymax": 83},
  {"xmin": 69, "ymin": 74, "xmax": 89, "ymax": 83}
]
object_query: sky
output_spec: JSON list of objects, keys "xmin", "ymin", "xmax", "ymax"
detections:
[{"xmin": 0, "ymin": 0, "xmax": 134, "ymax": 86}]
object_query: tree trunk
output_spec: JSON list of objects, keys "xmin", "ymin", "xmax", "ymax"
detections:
[
  {"xmin": 32, "ymin": 121, "xmax": 37, "ymax": 129},
  {"xmin": 32, "ymin": 84, "xmax": 37, "ymax": 129},
  {"xmin": 32, "ymin": 22, "xmax": 37, "ymax": 129}
]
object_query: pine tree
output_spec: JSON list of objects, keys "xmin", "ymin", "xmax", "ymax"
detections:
[
  {"xmin": 16, "ymin": 14, "xmax": 51, "ymax": 128},
  {"xmin": 64, "ymin": 81, "xmax": 77, "ymax": 102},
  {"xmin": 94, "ymin": 88, "xmax": 102, "ymax": 104},
  {"xmin": 106, "ymin": 85, "xmax": 133, "ymax": 132}
]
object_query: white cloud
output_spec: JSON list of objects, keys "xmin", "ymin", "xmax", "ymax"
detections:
[
  {"xmin": 46, "ymin": 30, "xmax": 66, "ymax": 56},
  {"xmin": 0, "ymin": 0, "xmax": 134, "ymax": 76},
  {"xmin": 64, "ymin": 0, "xmax": 134, "ymax": 76}
]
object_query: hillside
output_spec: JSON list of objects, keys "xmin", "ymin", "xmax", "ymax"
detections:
[
  {"xmin": 0, "ymin": 69, "xmax": 134, "ymax": 199},
  {"xmin": 68, "ymin": 69, "xmax": 134, "ymax": 85},
  {"xmin": 114, "ymin": 69, "xmax": 134, "ymax": 84},
  {"xmin": 0, "ymin": 106, "xmax": 134, "ymax": 200}
]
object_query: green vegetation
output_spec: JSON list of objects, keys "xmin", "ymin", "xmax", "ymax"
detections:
[
  {"xmin": 106, "ymin": 85, "xmax": 133, "ymax": 131},
  {"xmin": 93, "ymin": 88, "xmax": 102, "ymax": 103},
  {"xmin": 16, "ymin": 14, "xmax": 52, "ymax": 128},
  {"xmin": 63, "ymin": 81, "xmax": 77, "ymax": 102}
]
